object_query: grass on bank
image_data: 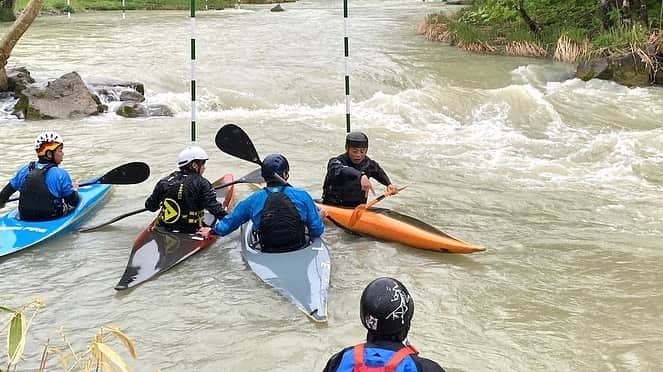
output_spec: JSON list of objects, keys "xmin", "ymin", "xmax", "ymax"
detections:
[
  {"xmin": 1, "ymin": 299, "xmax": 138, "ymax": 372},
  {"xmin": 421, "ymin": 0, "xmax": 663, "ymax": 61}
]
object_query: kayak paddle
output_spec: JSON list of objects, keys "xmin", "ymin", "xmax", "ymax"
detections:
[
  {"xmin": 215, "ymin": 124, "xmax": 288, "ymax": 185},
  {"xmin": 78, "ymin": 168, "xmax": 263, "ymax": 232},
  {"xmin": 6, "ymin": 161, "xmax": 150, "ymax": 203},
  {"xmin": 347, "ymin": 185, "xmax": 409, "ymax": 227},
  {"xmin": 78, "ymin": 207, "xmax": 149, "ymax": 232}
]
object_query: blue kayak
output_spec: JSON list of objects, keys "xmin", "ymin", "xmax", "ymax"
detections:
[{"xmin": 0, "ymin": 183, "xmax": 111, "ymax": 257}]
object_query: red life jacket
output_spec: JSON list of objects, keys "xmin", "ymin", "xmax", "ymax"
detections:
[{"xmin": 351, "ymin": 343, "xmax": 418, "ymax": 372}]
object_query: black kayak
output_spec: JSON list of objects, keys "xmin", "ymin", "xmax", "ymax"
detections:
[{"xmin": 114, "ymin": 173, "xmax": 235, "ymax": 290}]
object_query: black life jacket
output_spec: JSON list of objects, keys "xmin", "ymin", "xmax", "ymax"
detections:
[
  {"xmin": 323, "ymin": 180, "xmax": 367, "ymax": 207},
  {"xmin": 257, "ymin": 187, "xmax": 307, "ymax": 253},
  {"xmin": 157, "ymin": 172, "xmax": 205, "ymax": 233},
  {"xmin": 322, "ymin": 156, "xmax": 369, "ymax": 207},
  {"xmin": 18, "ymin": 162, "xmax": 60, "ymax": 221}
]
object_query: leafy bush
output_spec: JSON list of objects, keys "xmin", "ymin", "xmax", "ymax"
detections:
[
  {"xmin": 459, "ymin": 0, "xmax": 518, "ymax": 25},
  {"xmin": 591, "ymin": 25, "xmax": 649, "ymax": 51},
  {"xmin": 450, "ymin": 22, "xmax": 490, "ymax": 43}
]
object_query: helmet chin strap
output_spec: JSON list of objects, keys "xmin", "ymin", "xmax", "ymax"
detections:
[{"xmin": 39, "ymin": 151, "xmax": 55, "ymax": 164}]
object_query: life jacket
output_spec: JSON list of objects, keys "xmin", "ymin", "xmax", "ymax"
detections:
[
  {"xmin": 157, "ymin": 172, "xmax": 205, "ymax": 233},
  {"xmin": 322, "ymin": 180, "xmax": 367, "ymax": 207},
  {"xmin": 322, "ymin": 156, "xmax": 368, "ymax": 207},
  {"xmin": 18, "ymin": 162, "xmax": 60, "ymax": 221},
  {"xmin": 257, "ymin": 187, "xmax": 307, "ymax": 253},
  {"xmin": 336, "ymin": 343, "xmax": 419, "ymax": 372}
]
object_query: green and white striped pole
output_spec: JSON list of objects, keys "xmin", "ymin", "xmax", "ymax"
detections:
[
  {"xmin": 190, "ymin": 0, "xmax": 197, "ymax": 141},
  {"xmin": 343, "ymin": 0, "xmax": 351, "ymax": 133},
  {"xmin": 122, "ymin": 0, "xmax": 125, "ymax": 19},
  {"xmin": 66, "ymin": 0, "xmax": 71, "ymax": 18}
]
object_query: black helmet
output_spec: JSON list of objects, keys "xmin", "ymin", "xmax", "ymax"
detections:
[
  {"xmin": 262, "ymin": 154, "xmax": 289, "ymax": 180},
  {"xmin": 346, "ymin": 131, "xmax": 369, "ymax": 148},
  {"xmin": 360, "ymin": 277, "xmax": 414, "ymax": 340}
]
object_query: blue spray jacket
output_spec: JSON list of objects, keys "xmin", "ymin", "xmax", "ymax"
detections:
[
  {"xmin": 10, "ymin": 162, "xmax": 76, "ymax": 202},
  {"xmin": 213, "ymin": 185, "xmax": 324, "ymax": 237}
]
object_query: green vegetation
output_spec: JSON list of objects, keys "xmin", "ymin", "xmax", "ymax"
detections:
[{"xmin": 422, "ymin": 0, "xmax": 663, "ymax": 59}]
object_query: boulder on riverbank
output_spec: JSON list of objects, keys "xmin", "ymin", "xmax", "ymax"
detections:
[
  {"xmin": 13, "ymin": 71, "xmax": 105, "ymax": 120},
  {"xmin": 576, "ymin": 46, "xmax": 662, "ymax": 87}
]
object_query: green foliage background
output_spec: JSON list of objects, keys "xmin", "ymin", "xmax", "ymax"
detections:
[{"xmin": 431, "ymin": 0, "xmax": 662, "ymax": 54}]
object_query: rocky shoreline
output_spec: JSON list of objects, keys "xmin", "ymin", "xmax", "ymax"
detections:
[{"xmin": 417, "ymin": 21, "xmax": 663, "ymax": 88}]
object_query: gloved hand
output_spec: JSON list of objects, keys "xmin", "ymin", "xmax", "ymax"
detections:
[{"xmin": 0, "ymin": 201, "xmax": 5, "ymax": 209}]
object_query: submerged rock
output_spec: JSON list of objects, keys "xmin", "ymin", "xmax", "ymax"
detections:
[
  {"xmin": 87, "ymin": 78, "xmax": 145, "ymax": 95},
  {"xmin": 270, "ymin": 4, "xmax": 284, "ymax": 12},
  {"xmin": 147, "ymin": 104, "xmax": 174, "ymax": 117},
  {"xmin": 116, "ymin": 102, "xmax": 147, "ymax": 118},
  {"xmin": 116, "ymin": 102, "xmax": 173, "ymax": 118},
  {"xmin": 119, "ymin": 90, "xmax": 145, "ymax": 103}
]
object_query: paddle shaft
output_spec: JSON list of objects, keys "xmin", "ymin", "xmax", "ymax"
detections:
[
  {"xmin": 79, "ymin": 169, "xmax": 261, "ymax": 233},
  {"xmin": 347, "ymin": 185, "xmax": 409, "ymax": 227}
]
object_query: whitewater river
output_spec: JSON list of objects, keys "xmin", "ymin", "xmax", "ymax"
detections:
[{"xmin": 1, "ymin": 0, "xmax": 662, "ymax": 370}]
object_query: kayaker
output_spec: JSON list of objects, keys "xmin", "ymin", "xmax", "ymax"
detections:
[
  {"xmin": 0, "ymin": 131, "xmax": 79, "ymax": 221},
  {"xmin": 322, "ymin": 131, "xmax": 399, "ymax": 207},
  {"xmin": 145, "ymin": 146, "xmax": 227, "ymax": 234},
  {"xmin": 323, "ymin": 277, "xmax": 445, "ymax": 372},
  {"xmin": 198, "ymin": 154, "xmax": 324, "ymax": 252}
]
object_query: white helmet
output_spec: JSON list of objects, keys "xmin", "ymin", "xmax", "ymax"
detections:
[
  {"xmin": 34, "ymin": 131, "xmax": 64, "ymax": 156},
  {"xmin": 177, "ymin": 146, "xmax": 209, "ymax": 167}
]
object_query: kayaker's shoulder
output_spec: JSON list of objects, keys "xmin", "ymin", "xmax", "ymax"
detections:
[
  {"xmin": 46, "ymin": 165, "xmax": 72, "ymax": 177},
  {"xmin": 284, "ymin": 186, "xmax": 315, "ymax": 197},
  {"xmin": 412, "ymin": 355, "xmax": 446, "ymax": 372}
]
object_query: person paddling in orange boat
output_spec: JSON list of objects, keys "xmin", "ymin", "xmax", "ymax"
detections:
[
  {"xmin": 317, "ymin": 132, "xmax": 484, "ymax": 254},
  {"xmin": 321, "ymin": 131, "xmax": 400, "ymax": 208}
]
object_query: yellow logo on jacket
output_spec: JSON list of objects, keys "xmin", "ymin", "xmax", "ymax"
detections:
[{"xmin": 162, "ymin": 198, "xmax": 181, "ymax": 223}]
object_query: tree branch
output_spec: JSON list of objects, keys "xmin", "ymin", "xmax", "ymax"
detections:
[{"xmin": 0, "ymin": 0, "xmax": 44, "ymax": 64}]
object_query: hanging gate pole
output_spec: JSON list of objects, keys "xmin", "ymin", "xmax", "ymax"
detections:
[
  {"xmin": 190, "ymin": 0, "xmax": 197, "ymax": 141},
  {"xmin": 343, "ymin": 0, "xmax": 351, "ymax": 133}
]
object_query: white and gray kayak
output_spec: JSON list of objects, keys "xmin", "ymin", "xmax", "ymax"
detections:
[{"xmin": 240, "ymin": 221, "xmax": 331, "ymax": 322}]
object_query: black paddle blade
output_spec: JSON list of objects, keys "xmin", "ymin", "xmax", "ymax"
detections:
[
  {"xmin": 98, "ymin": 162, "xmax": 150, "ymax": 185},
  {"xmin": 215, "ymin": 124, "xmax": 262, "ymax": 165}
]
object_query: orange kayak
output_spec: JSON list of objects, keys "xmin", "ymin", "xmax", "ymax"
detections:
[{"xmin": 316, "ymin": 203, "xmax": 484, "ymax": 254}]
